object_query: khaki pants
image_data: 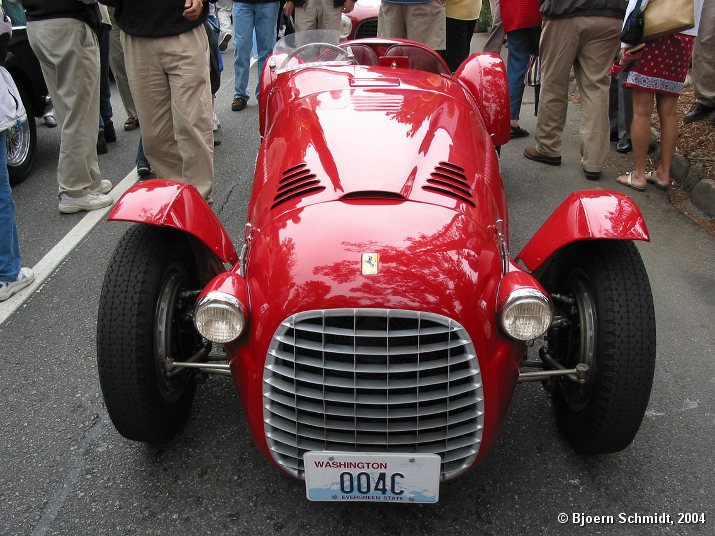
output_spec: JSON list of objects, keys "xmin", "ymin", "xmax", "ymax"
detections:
[
  {"xmin": 27, "ymin": 18, "xmax": 103, "ymax": 198},
  {"xmin": 294, "ymin": 0, "xmax": 342, "ymax": 32},
  {"xmin": 378, "ymin": 0, "xmax": 446, "ymax": 51},
  {"xmin": 693, "ymin": 0, "xmax": 715, "ymax": 107},
  {"xmin": 122, "ymin": 25, "xmax": 214, "ymax": 198},
  {"xmin": 108, "ymin": 7, "xmax": 136, "ymax": 120},
  {"xmin": 535, "ymin": 16, "xmax": 621, "ymax": 173}
]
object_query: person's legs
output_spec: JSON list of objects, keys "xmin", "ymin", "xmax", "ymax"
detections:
[
  {"xmin": 27, "ymin": 18, "xmax": 103, "ymax": 198},
  {"xmin": 445, "ymin": 18, "xmax": 476, "ymax": 73},
  {"xmin": 572, "ymin": 16, "xmax": 621, "ymax": 173},
  {"xmin": 483, "ymin": 0, "xmax": 504, "ymax": 55},
  {"xmin": 108, "ymin": 7, "xmax": 138, "ymax": 123},
  {"xmin": 253, "ymin": 2, "xmax": 280, "ymax": 99},
  {"xmin": 533, "ymin": 19, "xmax": 579, "ymax": 157},
  {"xmin": 652, "ymin": 94, "xmax": 679, "ymax": 186},
  {"xmin": 506, "ymin": 29, "xmax": 531, "ymax": 124},
  {"xmin": 618, "ymin": 88, "xmax": 653, "ymax": 189},
  {"xmin": 233, "ymin": 2, "xmax": 255, "ymax": 102},
  {"xmin": 0, "ymin": 131, "xmax": 20, "ymax": 282},
  {"xmin": 378, "ymin": 2, "xmax": 407, "ymax": 40},
  {"xmin": 166, "ymin": 26, "xmax": 214, "ymax": 199},
  {"xmin": 404, "ymin": 0, "xmax": 445, "ymax": 52},
  {"xmin": 123, "ymin": 32, "xmax": 182, "ymax": 182},
  {"xmin": 98, "ymin": 23, "xmax": 113, "ymax": 129}
]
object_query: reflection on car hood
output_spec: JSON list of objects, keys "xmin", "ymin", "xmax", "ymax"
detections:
[{"xmin": 256, "ymin": 68, "xmax": 497, "ymax": 219}]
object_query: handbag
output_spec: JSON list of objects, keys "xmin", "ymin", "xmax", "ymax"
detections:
[
  {"xmin": 524, "ymin": 54, "xmax": 540, "ymax": 86},
  {"xmin": 643, "ymin": 0, "xmax": 695, "ymax": 41},
  {"xmin": 621, "ymin": 0, "xmax": 644, "ymax": 44}
]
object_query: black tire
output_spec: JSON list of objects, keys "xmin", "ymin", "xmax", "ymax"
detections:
[
  {"xmin": 97, "ymin": 225, "xmax": 203, "ymax": 444},
  {"xmin": 547, "ymin": 240, "xmax": 656, "ymax": 454},
  {"xmin": 6, "ymin": 81, "xmax": 36, "ymax": 183}
]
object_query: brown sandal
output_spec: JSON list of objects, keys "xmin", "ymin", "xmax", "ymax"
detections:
[{"xmin": 123, "ymin": 117, "xmax": 139, "ymax": 131}]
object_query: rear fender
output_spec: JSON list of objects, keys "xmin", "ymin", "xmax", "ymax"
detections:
[
  {"xmin": 517, "ymin": 190, "xmax": 649, "ymax": 272},
  {"xmin": 455, "ymin": 53, "xmax": 510, "ymax": 147},
  {"xmin": 109, "ymin": 180, "xmax": 239, "ymax": 265}
]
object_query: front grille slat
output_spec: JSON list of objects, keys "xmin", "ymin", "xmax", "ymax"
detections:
[{"xmin": 263, "ymin": 309, "xmax": 485, "ymax": 480}]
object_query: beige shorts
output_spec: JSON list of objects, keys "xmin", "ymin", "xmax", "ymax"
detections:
[{"xmin": 377, "ymin": 0, "xmax": 446, "ymax": 51}]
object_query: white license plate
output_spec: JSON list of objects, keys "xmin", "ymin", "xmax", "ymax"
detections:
[{"xmin": 303, "ymin": 451, "xmax": 440, "ymax": 503}]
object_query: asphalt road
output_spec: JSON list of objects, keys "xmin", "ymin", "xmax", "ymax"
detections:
[{"xmin": 1, "ymin": 36, "xmax": 713, "ymax": 536}]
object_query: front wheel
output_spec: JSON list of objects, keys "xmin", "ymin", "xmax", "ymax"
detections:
[
  {"xmin": 547, "ymin": 240, "xmax": 656, "ymax": 453},
  {"xmin": 97, "ymin": 225, "xmax": 204, "ymax": 444}
]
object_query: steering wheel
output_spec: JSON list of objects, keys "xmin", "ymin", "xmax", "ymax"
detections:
[{"xmin": 278, "ymin": 43, "xmax": 355, "ymax": 71}]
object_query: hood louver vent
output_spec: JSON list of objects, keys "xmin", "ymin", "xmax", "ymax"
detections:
[
  {"xmin": 422, "ymin": 162, "xmax": 475, "ymax": 207},
  {"xmin": 272, "ymin": 163, "xmax": 325, "ymax": 210}
]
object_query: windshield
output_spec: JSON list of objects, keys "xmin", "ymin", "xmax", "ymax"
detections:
[{"xmin": 272, "ymin": 30, "xmax": 353, "ymax": 73}]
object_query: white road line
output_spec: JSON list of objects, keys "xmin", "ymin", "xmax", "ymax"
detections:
[{"xmin": 0, "ymin": 170, "xmax": 139, "ymax": 326}]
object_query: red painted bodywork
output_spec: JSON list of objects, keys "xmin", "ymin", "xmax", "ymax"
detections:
[
  {"xmin": 517, "ymin": 190, "xmax": 650, "ymax": 271},
  {"xmin": 109, "ymin": 39, "xmax": 651, "ymax": 481},
  {"xmin": 108, "ymin": 180, "xmax": 238, "ymax": 265}
]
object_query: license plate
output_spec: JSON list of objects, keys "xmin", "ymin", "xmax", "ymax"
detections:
[{"xmin": 304, "ymin": 451, "xmax": 440, "ymax": 503}]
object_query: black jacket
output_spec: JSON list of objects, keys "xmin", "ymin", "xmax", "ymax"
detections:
[
  {"xmin": 23, "ymin": 0, "xmax": 101, "ymax": 28},
  {"xmin": 99, "ymin": 0, "xmax": 209, "ymax": 37},
  {"xmin": 538, "ymin": 0, "xmax": 628, "ymax": 20}
]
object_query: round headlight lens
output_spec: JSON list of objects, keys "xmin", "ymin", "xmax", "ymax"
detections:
[
  {"xmin": 500, "ymin": 289, "xmax": 553, "ymax": 341},
  {"xmin": 340, "ymin": 14, "xmax": 353, "ymax": 39},
  {"xmin": 194, "ymin": 292, "xmax": 245, "ymax": 343}
]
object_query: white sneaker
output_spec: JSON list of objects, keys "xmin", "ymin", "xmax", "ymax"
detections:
[
  {"xmin": 93, "ymin": 179, "xmax": 113, "ymax": 195},
  {"xmin": 0, "ymin": 267, "xmax": 35, "ymax": 301},
  {"xmin": 58, "ymin": 192, "xmax": 114, "ymax": 214},
  {"xmin": 212, "ymin": 113, "xmax": 220, "ymax": 132}
]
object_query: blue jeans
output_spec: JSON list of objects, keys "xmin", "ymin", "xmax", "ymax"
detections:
[
  {"xmin": 136, "ymin": 137, "xmax": 149, "ymax": 167},
  {"xmin": 99, "ymin": 23, "xmax": 113, "ymax": 130},
  {"xmin": 0, "ymin": 131, "xmax": 21, "ymax": 281},
  {"xmin": 232, "ymin": 1, "xmax": 279, "ymax": 101},
  {"xmin": 506, "ymin": 27, "xmax": 540, "ymax": 121}
]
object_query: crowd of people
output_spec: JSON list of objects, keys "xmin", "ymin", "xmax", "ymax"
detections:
[{"xmin": 1, "ymin": 0, "xmax": 712, "ymax": 302}]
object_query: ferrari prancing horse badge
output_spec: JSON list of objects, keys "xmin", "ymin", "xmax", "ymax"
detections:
[{"xmin": 362, "ymin": 253, "xmax": 379, "ymax": 275}]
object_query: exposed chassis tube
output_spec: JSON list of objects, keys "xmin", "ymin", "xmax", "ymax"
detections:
[{"xmin": 518, "ymin": 348, "xmax": 588, "ymax": 384}]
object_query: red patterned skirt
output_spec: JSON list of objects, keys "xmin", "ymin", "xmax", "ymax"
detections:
[{"xmin": 623, "ymin": 34, "xmax": 695, "ymax": 96}]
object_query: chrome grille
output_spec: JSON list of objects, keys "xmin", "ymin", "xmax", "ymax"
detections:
[
  {"xmin": 354, "ymin": 19, "xmax": 378, "ymax": 39},
  {"xmin": 263, "ymin": 309, "xmax": 485, "ymax": 480}
]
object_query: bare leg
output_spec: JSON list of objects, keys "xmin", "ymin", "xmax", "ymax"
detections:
[
  {"xmin": 652, "ymin": 93, "xmax": 679, "ymax": 187},
  {"xmin": 618, "ymin": 88, "xmax": 652, "ymax": 189}
]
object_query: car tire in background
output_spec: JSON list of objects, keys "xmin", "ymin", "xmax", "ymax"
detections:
[
  {"xmin": 547, "ymin": 240, "xmax": 656, "ymax": 454},
  {"xmin": 97, "ymin": 225, "xmax": 203, "ymax": 444},
  {"xmin": 6, "ymin": 80, "xmax": 36, "ymax": 184}
]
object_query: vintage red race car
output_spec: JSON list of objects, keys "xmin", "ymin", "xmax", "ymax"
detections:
[{"xmin": 97, "ymin": 31, "xmax": 656, "ymax": 503}]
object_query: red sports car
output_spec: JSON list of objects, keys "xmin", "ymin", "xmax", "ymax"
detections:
[{"xmin": 97, "ymin": 31, "xmax": 655, "ymax": 503}]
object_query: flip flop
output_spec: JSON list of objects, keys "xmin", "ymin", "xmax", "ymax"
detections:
[
  {"xmin": 645, "ymin": 171, "xmax": 670, "ymax": 191},
  {"xmin": 616, "ymin": 172, "xmax": 646, "ymax": 192}
]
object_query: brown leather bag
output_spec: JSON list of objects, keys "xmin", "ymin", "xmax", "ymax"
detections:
[{"xmin": 643, "ymin": 0, "xmax": 695, "ymax": 41}]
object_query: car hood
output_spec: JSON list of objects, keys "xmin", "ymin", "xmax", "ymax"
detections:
[
  {"xmin": 245, "ymin": 199, "xmax": 502, "ymax": 341},
  {"xmin": 253, "ymin": 68, "xmax": 498, "ymax": 221}
]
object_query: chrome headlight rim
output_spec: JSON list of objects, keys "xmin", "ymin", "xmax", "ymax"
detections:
[
  {"xmin": 499, "ymin": 288, "xmax": 554, "ymax": 341},
  {"xmin": 340, "ymin": 14, "xmax": 353, "ymax": 39},
  {"xmin": 193, "ymin": 291, "xmax": 246, "ymax": 343}
]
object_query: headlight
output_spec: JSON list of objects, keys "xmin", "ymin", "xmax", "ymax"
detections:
[
  {"xmin": 340, "ymin": 14, "xmax": 353, "ymax": 39},
  {"xmin": 500, "ymin": 289, "xmax": 553, "ymax": 341},
  {"xmin": 194, "ymin": 292, "xmax": 246, "ymax": 343}
]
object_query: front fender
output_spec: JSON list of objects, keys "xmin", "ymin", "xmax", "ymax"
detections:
[
  {"xmin": 108, "ymin": 180, "xmax": 238, "ymax": 265},
  {"xmin": 517, "ymin": 190, "xmax": 649, "ymax": 271},
  {"xmin": 455, "ymin": 53, "xmax": 510, "ymax": 147}
]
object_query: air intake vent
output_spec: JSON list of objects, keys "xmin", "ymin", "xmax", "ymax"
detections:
[
  {"xmin": 272, "ymin": 163, "xmax": 325, "ymax": 210},
  {"xmin": 422, "ymin": 162, "xmax": 475, "ymax": 207},
  {"xmin": 263, "ymin": 309, "xmax": 485, "ymax": 481}
]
